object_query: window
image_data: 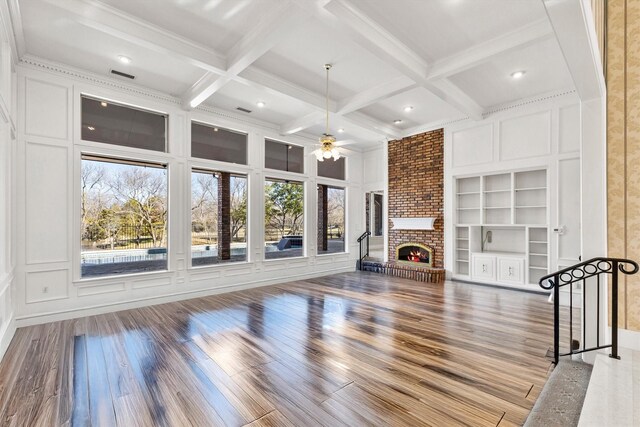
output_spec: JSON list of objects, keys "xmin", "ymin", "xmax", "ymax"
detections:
[
  {"xmin": 191, "ymin": 122, "xmax": 247, "ymax": 164},
  {"xmin": 80, "ymin": 156, "xmax": 168, "ymax": 278},
  {"xmin": 81, "ymin": 96, "xmax": 167, "ymax": 152},
  {"xmin": 264, "ymin": 179, "xmax": 304, "ymax": 259},
  {"xmin": 191, "ymin": 170, "xmax": 248, "ymax": 266},
  {"xmin": 317, "ymin": 157, "xmax": 345, "ymax": 180},
  {"xmin": 317, "ymin": 185, "xmax": 345, "ymax": 254},
  {"xmin": 265, "ymin": 139, "xmax": 304, "ymax": 173}
]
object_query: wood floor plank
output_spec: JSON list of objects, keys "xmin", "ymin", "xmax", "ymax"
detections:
[{"xmin": 0, "ymin": 272, "xmax": 561, "ymax": 426}]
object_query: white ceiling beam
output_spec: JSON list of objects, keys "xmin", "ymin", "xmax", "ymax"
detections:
[
  {"xmin": 280, "ymin": 111, "xmax": 325, "ymax": 135},
  {"xmin": 237, "ymin": 66, "xmax": 336, "ymax": 112},
  {"xmin": 337, "ymin": 76, "xmax": 417, "ymax": 115},
  {"xmin": 185, "ymin": 1, "xmax": 312, "ymax": 108},
  {"xmin": 324, "ymin": 0, "xmax": 484, "ymax": 121},
  {"xmin": 343, "ymin": 111, "xmax": 401, "ymax": 140},
  {"xmin": 183, "ymin": 74, "xmax": 232, "ymax": 110},
  {"xmin": 0, "ymin": 0, "xmax": 26, "ymax": 62},
  {"xmin": 427, "ymin": 20, "xmax": 554, "ymax": 80},
  {"xmin": 541, "ymin": 0, "xmax": 604, "ymax": 101},
  {"xmin": 324, "ymin": 0, "xmax": 429, "ymax": 83},
  {"xmin": 41, "ymin": 0, "xmax": 227, "ymax": 74},
  {"xmin": 37, "ymin": 0, "xmax": 425, "ymax": 140}
]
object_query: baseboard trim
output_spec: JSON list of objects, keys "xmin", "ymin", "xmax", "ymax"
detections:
[
  {"xmin": 617, "ymin": 328, "xmax": 640, "ymax": 351},
  {"xmin": 15, "ymin": 266, "xmax": 356, "ymax": 327},
  {"xmin": 0, "ymin": 316, "xmax": 16, "ymax": 361}
]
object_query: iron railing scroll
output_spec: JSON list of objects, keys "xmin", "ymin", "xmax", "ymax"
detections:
[{"xmin": 539, "ymin": 257, "xmax": 639, "ymax": 364}]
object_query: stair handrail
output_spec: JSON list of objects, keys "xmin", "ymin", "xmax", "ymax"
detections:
[
  {"xmin": 357, "ymin": 231, "xmax": 371, "ymax": 270},
  {"xmin": 539, "ymin": 257, "xmax": 639, "ymax": 364}
]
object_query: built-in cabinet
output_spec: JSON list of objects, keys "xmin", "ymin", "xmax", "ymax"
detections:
[
  {"xmin": 454, "ymin": 169, "xmax": 550, "ymax": 288},
  {"xmin": 445, "ymin": 102, "xmax": 582, "ymax": 294}
]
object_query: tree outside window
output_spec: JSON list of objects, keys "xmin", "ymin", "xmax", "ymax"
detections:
[
  {"xmin": 264, "ymin": 180, "xmax": 304, "ymax": 259},
  {"xmin": 191, "ymin": 170, "xmax": 247, "ymax": 266},
  {"xmin": 80, "ymin": 157, "xmax": 168, "ymax": 278}
]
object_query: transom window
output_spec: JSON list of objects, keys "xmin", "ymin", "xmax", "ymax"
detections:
[
  {"xmin": 81, "ymin": 96, "xmax": 167, "ymax": 152},
  {"xmin": 265, "ymin": 139, "xmax": 304, "ymax": 173},
  {"xmin": 191, "ymin": 122, "xmax": 248, "ymax": 164},
  {"xmin": 317, "ymin": 157, "xmax": 346, "ymax": 180}
]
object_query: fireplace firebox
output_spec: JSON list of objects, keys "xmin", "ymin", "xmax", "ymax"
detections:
[{"xmin": 396, "ymin": 243, "xmax": 433, "ymax": 267}]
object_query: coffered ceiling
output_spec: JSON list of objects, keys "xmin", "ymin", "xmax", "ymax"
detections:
[{"xmin": 12, "ymin": 0, "xmax": 577, "ymax": 149}]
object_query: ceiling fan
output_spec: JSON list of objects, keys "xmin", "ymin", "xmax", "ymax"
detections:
[{"xmin": 313, "ymin": 64, "xmax": 354, "ymax": 161}]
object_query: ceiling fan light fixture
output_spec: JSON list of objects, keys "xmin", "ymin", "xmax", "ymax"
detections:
[{"xmin": 315, "ymin": 63, "xmax": 341, "ymax": 161}]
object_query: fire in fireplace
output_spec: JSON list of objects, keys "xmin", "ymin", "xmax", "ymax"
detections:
[{"xmin": 396, "ymin": 243, "xmax": 433, "ymax": 267}]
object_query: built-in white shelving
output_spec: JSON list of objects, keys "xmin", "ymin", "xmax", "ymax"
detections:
[
  {"xmin": 455, "ymin": 227, "xmax": 470, "ymax": 275},
  {"xmin": 454, "ymin": 168, "xmax": 550, "ymax": 288}
]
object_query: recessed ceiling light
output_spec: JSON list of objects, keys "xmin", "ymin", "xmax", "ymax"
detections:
[
  {"xmin": 403, "ymin": 106, "xmax": 414, "ymax": 112},
  {"xmin": 394, "ymin": 119, "xmax": 403, "ymax": 124},
  {"xmin": 256, "ymin": 101, "xmax": 266, "ymax": 108},
  {"xmin": 213, "ymin": 127, "xmax": 218, "ymax": 132},
  {"xmin": 338, "ymin": 128, "xmax": 345, "ymax": 133},
  {"xmin": 511, "ymin": 70, "xmax": 526, "ymax": 79},
  {"xmin": 87, "ymin": 126, "xmax": 95, "ymax": 131},
  {"xmin": 118, "ymin": 55, "xmax": 132, "ymax": 64},
  {"xmin": 100, "ymin": 101, "xmax": 108, "ymax": 107}
]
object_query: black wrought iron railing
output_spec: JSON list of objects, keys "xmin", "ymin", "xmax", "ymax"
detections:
[
  {"xmin": 357, "ymin": 231, "xmax": 371, "ymax": 270},
  {"xmin": 539, "ymin": 257, "xmax": 639, "ymax": 364}
]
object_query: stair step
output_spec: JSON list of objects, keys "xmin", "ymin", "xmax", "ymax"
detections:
[
  {"xmin": 578, "ymin": 348, "xmax": 640, "ymax": 426},
  {"xmin": 524, "ymin": 360, "xmax": 592, "ymax": 427}
]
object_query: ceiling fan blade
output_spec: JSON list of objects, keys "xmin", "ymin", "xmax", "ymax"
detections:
[{"xmin": 334, "ymin": 139, "xmax": 356, "ymax": 147}]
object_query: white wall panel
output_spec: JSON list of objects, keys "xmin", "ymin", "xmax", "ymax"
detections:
[
  {"xmin": 558, "ymin": 158, "xmax": 581, "ymax": 260},
  {"xmin": 26, "ymin": 269, "xmax": 69, "ymax": 303},
  {"xmin": 363, "ymin": 148, "xmax": 384, "ymax": 186},
  {"xmin": 13, "ymin": 65, "xmax": 360, "ymax": 326},
  {"xmin": 24, "ymin": 79, "xmax": 69, "ymax": 140},
  {"xmin": 451, "ymin": 124, "xmax": 493, "ymax": 167},
  {"xmin": 25, "ymin": 142, "xmax": 69, "ymax": 264},
  {"xmin": 499, "ymin": 112, "xmax": 551, "ymax": 160},
  {"xmin": 559, "ymin": 104, "xmax": 581, "ymax": 153},
  {"xmin": 132, "ymin": 276, "xmax": 172, "ymax": 290},
  {"xmin": 76, "ymin": 282, "xmax": 125, "ymax": 297}
]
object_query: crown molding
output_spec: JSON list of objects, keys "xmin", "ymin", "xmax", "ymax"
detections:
[
  {"xmin": 482, "ymin": 88, "xmax": 578, "ymax": 117},
  {"xmin": 17, "ymin": 55, "xmax": 335, "ymax": 147},
  {"xmin": 397, "ymin": 87, "xmax": 578, "ymax": 140}
]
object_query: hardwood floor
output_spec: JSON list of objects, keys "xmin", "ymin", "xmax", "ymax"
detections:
[{"xmin": 0, "ymin": 272, "xmax": 561, "ymax": 427}]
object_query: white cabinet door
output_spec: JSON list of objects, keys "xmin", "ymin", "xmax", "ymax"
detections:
[
  {"xmin": 497, "ymin": 257, "xmax": 524, "ymax": 285},
  {"xmin": 472, "ymin": 255, "xmax": 496, "ymax": 281}
]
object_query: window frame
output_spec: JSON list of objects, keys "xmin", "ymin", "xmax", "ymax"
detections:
[
  {"xmin": 264, "ymin": 138, "xmax": 306, "ymax": 174},
  {"xmin": 189, "ymin": 166, "xmax": 250, "ymax": 269},
  {"xmin": 190, "ymin": 120, "xmax": 249, "ymax": 165},
  {"xmin": 317, "ymin": 156, "xmax": 347, "ymax": 181},
  {"xmin": 315, "ymin": 180, "xmax": 348, "ymax": 256},
  {"xmin": 77, "ymin": 152, "xmax": 171, "ymax": 281},
  {"xmin": 80, "ymin": 94, "xmax": 169, "ymax": 153},
  {"xmin": 263, "ymin": 177, "xmax": 307, "ymax": 261}
]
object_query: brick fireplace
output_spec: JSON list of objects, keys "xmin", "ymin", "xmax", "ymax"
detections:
[
  {"xmin": 388, "ymin": 128, "xmax": 444, "ymax": 268},
  {"xmin": 396, "ymin": 243, "xmax": 433, "ymax": 267}
]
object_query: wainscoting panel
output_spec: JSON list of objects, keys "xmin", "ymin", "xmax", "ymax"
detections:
[
  {"xmin": 26, "ymin": 269, "xmax": 69, "ymax": 304},
  {"xmin": 25, "ymin": 142, "xmax": 69, "ymax": 264},
  {"xmin": 77, "ymin": 281, "xmax": 126, "ymax": 297},
  {"xmin": 499, "ymin": 111, "xmax": 551, "ymax": 161},
  {"xmin": 24, "ymin": 78, "xmax": 69, "ymax": 140},
  {"xmin": 451, "ymin": 124, "xmax": 493, "ymax": 167},
  {"xmin": 559, "ymin": 104, "xmax": 581, "ymax": 154}
]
